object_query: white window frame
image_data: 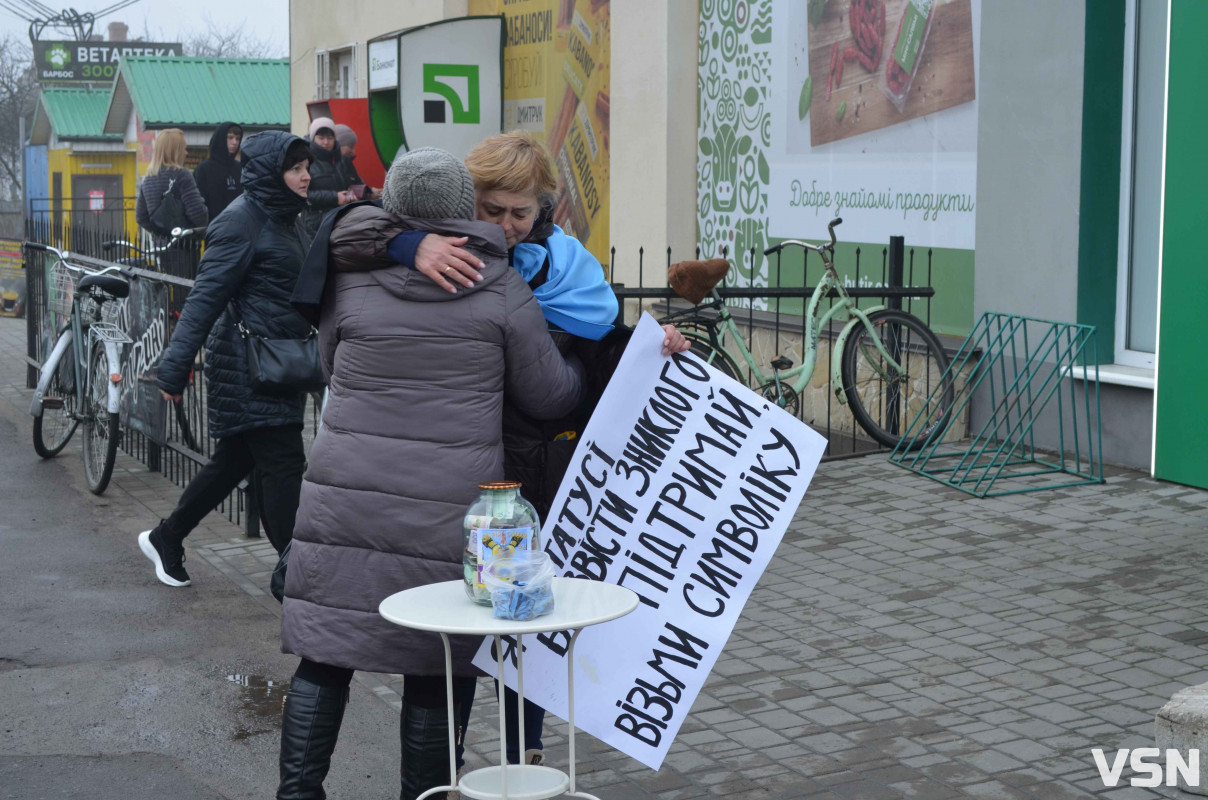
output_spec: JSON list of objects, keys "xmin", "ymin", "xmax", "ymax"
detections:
[
  {"xmin": 315, "ymin": 43, "xmax": 363, "ymax": 101},
  {"xmin": 315, "ymin": 50, "xmax": 331, "ymax": 101},
  {"xmin": 1114, "ymin": 0, "xmax": 1163, "ymax": 370}
]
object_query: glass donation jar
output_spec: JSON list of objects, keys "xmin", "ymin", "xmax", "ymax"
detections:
[{"xmin": 463, "ymin": 481, "xmax": 540, "ymax": 605}]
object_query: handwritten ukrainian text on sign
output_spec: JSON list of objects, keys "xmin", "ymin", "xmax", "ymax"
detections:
[{"xmin": 472, "ymin": 314, "xmax": 826, "ymax": 769}]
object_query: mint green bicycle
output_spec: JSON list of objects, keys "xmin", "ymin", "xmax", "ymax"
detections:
[{"xmin": 663, "ymin": 218, "xmax": 954, "ymax": 450}]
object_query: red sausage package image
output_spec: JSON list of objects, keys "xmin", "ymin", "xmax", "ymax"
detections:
[
  {"xmin": 799, "ymin": 0, "xmax": 976, "ymax": 146},
  {"xmin": 884, "ymin": 0, "xmax": 936, "ymax": 111}
]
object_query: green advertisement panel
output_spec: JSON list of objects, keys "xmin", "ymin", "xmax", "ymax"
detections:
[{"xmin": 1153, "ymin": 0, "xmax": 1208, "ymax": 489}]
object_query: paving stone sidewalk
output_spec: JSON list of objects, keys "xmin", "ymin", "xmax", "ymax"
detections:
[{"xmin": 5, "ymin": 316, "xmax": 1208, "ymax": 799}]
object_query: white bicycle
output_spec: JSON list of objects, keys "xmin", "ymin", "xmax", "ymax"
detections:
[{"xmin": 28, "ymin": 242, "xmax": 132, "ymax": 494}]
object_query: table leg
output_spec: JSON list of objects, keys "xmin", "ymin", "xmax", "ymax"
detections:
[
  {"xmin": 564, "ymin": 625, "xmax": 600, "ymax": 800},
  {"xmin": 442, "ymin": 633, "xmax": 456, "ymax": 789},
  {"xmin": 516, "ymin": 632, "xmax": 526, "ymax": 764},
  {"xmin": 566, "ymin": 627, "xmax": 584, "ymax": 796},
  {"xmin": 415, "ymin": 633, "xmax": 458, "ymax": 800},
  {"xmin": 494, "ymin": 634, "xmax": 509, "ymax": 799}
]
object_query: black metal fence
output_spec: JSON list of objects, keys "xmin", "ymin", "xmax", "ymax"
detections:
[
  {"xmin": 23, "ymin": 202, "xmax": 291, "ymax": 534},
  {"xmin": 609, "ymin": 238, "xmax": 940, "ymax": 459},
  {"xmin": 23, "ymin": 200, "xmax": 944, "ymax": 510}
]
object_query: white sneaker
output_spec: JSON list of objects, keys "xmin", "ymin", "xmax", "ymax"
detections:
[
  {"xmin": 138, "ymin": 529, "xmax": 191, "ymax": 587},
  {"xmin": 525, "ymin": 749, "xmax": 545, "ymax": 766}
]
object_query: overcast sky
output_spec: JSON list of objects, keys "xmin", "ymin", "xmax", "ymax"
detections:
[{"xmin": 0, "ymin": 0, "xmax": 288, "ymax": 55}]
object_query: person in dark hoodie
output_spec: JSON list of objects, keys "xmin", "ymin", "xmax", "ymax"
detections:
[
  {"xmin": 137, "ymin": 130, "xmax": 314, "ymax": 588},
  {"xmin": 192, "ymin": 122, "xmax": 244, "ymax": 218}
]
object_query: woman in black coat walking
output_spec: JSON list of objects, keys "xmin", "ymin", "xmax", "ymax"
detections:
[{"xmin": 137, "ymin": 130, "xmax": 314, "ymax": 587}]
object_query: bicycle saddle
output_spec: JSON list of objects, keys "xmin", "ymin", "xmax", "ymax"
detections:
[
  {"xmin": 771, "ymin": 356, "xmax": 794, "ymax": 371},
  {"xmin": 668, "ymin": 259, "xmax": 729, "ymax": 305},
  {"xmin": 77, "ymin": 273, "xmax": 130, "ymax": 299}
]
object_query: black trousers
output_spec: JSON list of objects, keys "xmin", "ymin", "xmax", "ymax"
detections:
[
  {"xmin": 295, "ymin": 659, "xmax": 477, "ymax": 768},
  {"xmin": 162, "ymin": 424, "xmax": 305, "ymax": 554}
]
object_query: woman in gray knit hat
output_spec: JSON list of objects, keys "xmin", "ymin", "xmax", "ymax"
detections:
[
  {"xmin": 381, "ymin": 133, "xmax": 689, "ymax": 770},
  {"xmin": 275, "ymin": 147, "xmax": 586, "ymax": 800}
]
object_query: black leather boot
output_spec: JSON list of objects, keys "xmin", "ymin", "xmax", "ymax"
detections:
[
  {"xmin": 399, "ymin": 701, "xmax": 456, "ymax": 800},
  {"xmin": 277, "ymin": 677, "xmax": 349, "ymax": 800}
]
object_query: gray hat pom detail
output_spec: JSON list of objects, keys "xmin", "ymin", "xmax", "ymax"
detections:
[{"xmin": 382, "ymin": 147, "xmax": 476, "ymax": 221}]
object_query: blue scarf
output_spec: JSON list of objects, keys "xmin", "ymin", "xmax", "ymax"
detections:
[{"xmin": 512, "ymin": 226, "xmax": 617, "ymax": 341}]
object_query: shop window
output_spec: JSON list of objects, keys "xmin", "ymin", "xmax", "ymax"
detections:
[
  {"xmin": 1115, "ymin": 0, "xmax": 1165, "ymax": 368},
  {"xmin": 315, "ymin": 44, "xmax": 363, "ymax": 100}
]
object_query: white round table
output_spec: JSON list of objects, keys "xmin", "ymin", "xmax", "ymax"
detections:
[{"xmin": 379, "ymin": 577, "xmax": 639, "ymax": 800}]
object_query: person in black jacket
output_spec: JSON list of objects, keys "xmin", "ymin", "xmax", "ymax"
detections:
[
  {"xmin": 193, "ymin": 122, "xmax": 243, "ymax": 218},
  {"xmin": 137, "ymin": 130, "xmax": 314, "ymax": 588},
  {"xmin": 135, "ymin": 128, "xmax": 209, "ymax": 245},
  {"xmin": 334, "ymin": 124, "xmax": 380, "ymax": 200},
  {"xmin": 299, "ymin": 117, "xmax": 351, "ymax": 238},
  {"xmin": 333, "ymin": 124, "xmax": 362, "ymax": 188}
]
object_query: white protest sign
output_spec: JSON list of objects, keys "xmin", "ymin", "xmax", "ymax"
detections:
[{"xmin": 472, "ymin": 313, "xmax": 827, "ymax": 769}]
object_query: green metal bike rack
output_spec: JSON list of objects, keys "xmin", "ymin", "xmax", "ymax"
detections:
[{"xmin": 889, "ymin": 313, "xmax": 1104, "ymax": 497}]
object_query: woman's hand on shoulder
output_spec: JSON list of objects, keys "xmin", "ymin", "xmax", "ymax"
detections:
[
  {"xmin": 415, "ymin": 234, "xmax": 484, "ymax": 294},
  {"xmin": 662, "ymin": 324, "xmax": 690, "ymax": 356}
]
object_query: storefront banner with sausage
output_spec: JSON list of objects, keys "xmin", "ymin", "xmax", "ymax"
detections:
[{"xmin": 493, "ymin": 0, "xmax": 611, "ymax": 265}]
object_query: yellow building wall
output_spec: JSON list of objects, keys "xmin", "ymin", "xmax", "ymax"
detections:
[{"xmin": 45, "ymin": 146, "xmax": 138, "ymax": 242}]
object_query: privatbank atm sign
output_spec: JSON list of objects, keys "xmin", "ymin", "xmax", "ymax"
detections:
[
  {"xmin": 397, "ymin": 16, "xmax": 502, "ymax": 160},
  {"xmin": 33, "ymin": 41, "xmax": 182, "ymax": 83}
]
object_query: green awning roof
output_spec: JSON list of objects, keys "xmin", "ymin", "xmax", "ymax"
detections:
[
  {"xmin": 31, "ymin": 87, "xmax": 120, "ymax": 143},
  {"xmin": 103, "ymin": 56, "xmax": 290, "ymax": 133}
]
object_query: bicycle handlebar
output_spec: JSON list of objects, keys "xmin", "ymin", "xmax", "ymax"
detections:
[
  {"xmin": 61, "ymin": 262, "xmax": 126, "ymax": 277},
  {"xmin": 25, "ymin": 241, "xmax": 126, "ymax": 279},
  {"xmin": 24, "ymin": 241, "xmax": 66, "ymax": 260},
  {"xmin": 763, "ymin": 217, "xmax": 843, "ymax": 256},
  {"xmin": 102, "ymin": 227, "xmax": 200, "ymax": 258}
]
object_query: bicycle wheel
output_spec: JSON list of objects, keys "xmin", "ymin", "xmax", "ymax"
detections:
[
  {"xmin": 82, "ymin": 339, "xmax": 120, "ymax": 494},
  {"xmin": 841, "ymin": 309, "xmax": 954, "ymax": 450},
  {"xmin": 686, "ymin": 334, "xmax": 743, "ymax": 383},
  {"xmin": 32, "ymin": 346, "xmax": 79, "ymax": 458}
]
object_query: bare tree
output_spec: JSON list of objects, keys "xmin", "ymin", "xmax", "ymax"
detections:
[
  {"xmin": 181, "ymin": 15, "xmax": 286, "ymax": 58},
  {"xmin": 0, "ymin": 35, "xmax": 37, "ymax": 202}
]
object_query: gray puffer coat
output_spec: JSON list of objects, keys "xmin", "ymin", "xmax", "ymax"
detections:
[{"xmin": 281, "ymin": 205, "xmax": 585, "ymax": 675}]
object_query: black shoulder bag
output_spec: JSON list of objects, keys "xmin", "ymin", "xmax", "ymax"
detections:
[
  {"xmin": 149, "ymin": 176, "xmax": 189, "ymax": 237},
  {"xmin": 230, "ymin": 303, "xmax": 326, "ymax": 395}
]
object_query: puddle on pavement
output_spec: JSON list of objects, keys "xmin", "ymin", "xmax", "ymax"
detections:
[{"xmin": 226, "ymin": 673, "xmax": 288, "ymax": 741}]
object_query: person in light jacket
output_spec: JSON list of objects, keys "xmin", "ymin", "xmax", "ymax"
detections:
[{"xmin": 276, "ymin": 148, "xmax": 586, "ymax": 799}]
